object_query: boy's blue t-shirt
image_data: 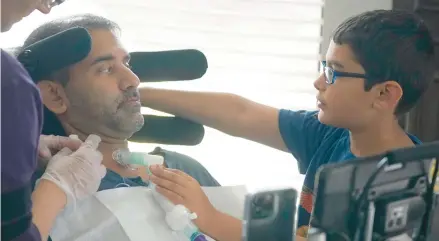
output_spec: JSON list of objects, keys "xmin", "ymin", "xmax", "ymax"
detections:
[{"xmin": 278, "ymin": 110, "xmax": 421, "ymax": 236}]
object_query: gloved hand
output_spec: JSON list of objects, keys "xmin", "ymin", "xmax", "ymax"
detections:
[
  {"xmin": 40, "ymin": 134, "xmax": 106, "ymax": 208},
  {"xmin": 38, "ymin": 135, "xmax": 82, "ymax": 168}
]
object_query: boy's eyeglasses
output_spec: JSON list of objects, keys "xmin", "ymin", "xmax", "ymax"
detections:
[
  {"xmin": 43, "ymin": 0, "xmax": 66, "ymax": 9},
  {"xmin": 321, "ymin": 61, "xmax": 367, "ymax": 84}
]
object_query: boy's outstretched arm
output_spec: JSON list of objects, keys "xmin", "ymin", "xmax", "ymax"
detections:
[{"xmin": 140, "ymin": 88, "xmax": 289, "ymax": 152}]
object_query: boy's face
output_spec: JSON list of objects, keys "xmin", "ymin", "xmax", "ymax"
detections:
[{"xmin": 313, "ymin": 40, "xmax": 396, "ymax": 130}]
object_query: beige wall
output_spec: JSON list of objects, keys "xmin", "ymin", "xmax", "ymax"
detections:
[{"xmin": 320, "ymin": 0, "xmax": 392, "ymax": 56}]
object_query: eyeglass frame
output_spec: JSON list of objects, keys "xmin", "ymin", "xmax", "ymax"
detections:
[{"xmin": 321, "ymin": 61, "xmax": 368, "ymax": 85}]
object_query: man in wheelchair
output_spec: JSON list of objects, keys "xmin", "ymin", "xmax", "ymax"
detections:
[{"xmin": 15, "ymin": 13, "xmax": 220, "ymax": 191}]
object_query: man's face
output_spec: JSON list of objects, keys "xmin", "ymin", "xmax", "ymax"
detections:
[
  {"xmin": 1, "ymin": 0, "xmax": 51, "ymax": 32},
  {"xmin": 61, "ymin": 29, "xmax": 144, "ymax": 139},
  {"xmin": 313, "ymin": 40, "xmax": 379, "ymax": 129}
]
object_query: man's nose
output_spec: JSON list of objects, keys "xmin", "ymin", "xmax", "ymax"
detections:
[
  {"xmin": 119, "ymin": 67, "xmax": 140, "ymax": 90},
  {"xmin": 313, "ymin": 73, "xmax": 327, "ymax": 92}
]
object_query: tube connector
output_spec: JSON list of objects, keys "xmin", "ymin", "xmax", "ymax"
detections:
[
  {"xmin": 166, "ymin": 205, "xmax": 197, "ymax": 231},
  {"xmin": 112, "ymin": 150, "xmax": 164, "ymax": 169}
]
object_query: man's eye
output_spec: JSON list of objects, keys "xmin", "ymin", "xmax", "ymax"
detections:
[{"xmin": 98, "ymin": 66, "xmax": 112, "ymax": 74}]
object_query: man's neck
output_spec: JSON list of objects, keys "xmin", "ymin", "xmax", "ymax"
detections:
[
  {"xmin": 63, "ymin": 124, "xmax": 147, "ymax": 179},
  {"xmin": 349, "ymin": 117, "xmax": 415, "ymax": 157}
]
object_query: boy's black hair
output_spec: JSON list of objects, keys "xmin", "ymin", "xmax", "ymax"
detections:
[
  {"xmin": 19, "ymin": 14, "xmax": 120, "ymax": 136},
  {"xmin": 332, "ymin": 10, "xmax": 435, "ymax": 115}
]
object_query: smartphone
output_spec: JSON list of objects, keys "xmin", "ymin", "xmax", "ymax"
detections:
[{"xmin": 242, "ymin": 187, "xmax": 298, "ymax": 241}]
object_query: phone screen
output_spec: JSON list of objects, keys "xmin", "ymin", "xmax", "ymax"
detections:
[{"xmin": 242, "ymin": 188, "xmax": 297, "ymax": 241}]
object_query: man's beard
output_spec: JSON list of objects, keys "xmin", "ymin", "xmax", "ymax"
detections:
[
  {"xmin": 65, "ymin": 89, "xmax": 145, "ymax": 138},
  {"xmin": 113, "ymin": 107, "xmax": 145, "ymax": 133},
  {"xmin": 114, "ymin": 88, "xmax": 145, "ymax": 133}
]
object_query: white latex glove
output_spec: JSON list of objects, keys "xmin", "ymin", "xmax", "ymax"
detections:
[
  {"xmin": 40, "ymin": 134, "xmax": 106, "ymax": 208},
  {"xmin": 38, "ymin": 135, "xmax": 82, "ymax": 167}
]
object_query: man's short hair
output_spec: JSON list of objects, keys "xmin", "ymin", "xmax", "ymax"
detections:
[
  {"xmin": 332, "ymin": 10, "xmax": 435, "ymax": 115},
  {"xmin": 20, "ymin": 14, "xmax": 120, "ymax": 136},
  {"xmin": 22, "ymin": 14, "xmax": 120, "ymax": 86}
]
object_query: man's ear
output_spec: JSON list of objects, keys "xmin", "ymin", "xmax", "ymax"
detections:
[
  {"xmin": 37, "ymin": 81, "xmax": 69, "ymax": 114},
  {"xmin": 372, "ymin": 81, "xmax": 403, "ymax": 111}
]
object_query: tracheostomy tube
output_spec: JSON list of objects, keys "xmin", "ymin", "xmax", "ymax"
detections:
[{"xmin": 112, "ymin": 149, "xmax": 208, "ymax": 241}]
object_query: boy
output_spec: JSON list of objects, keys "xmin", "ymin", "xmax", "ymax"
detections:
[{"xmin": 144, "ymin": 10, "xmax": 436, "ymax": 240}]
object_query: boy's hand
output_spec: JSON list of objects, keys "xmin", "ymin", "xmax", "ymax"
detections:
[
  {"xmin": 296, "ymin": 235, "xmax": 307, "ymax": 241},
  {"xmin": 149, "ymin": 165, "xmax": 217, "ymax": 232}
]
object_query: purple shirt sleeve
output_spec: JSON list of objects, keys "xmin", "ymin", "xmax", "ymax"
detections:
[
  {"xmin": 12, "ymin": 225, "xmax": 42, "ymax": 241},
  {"xmin": 1, "ymin": 50, "xmax": 43, "ymax": 240}
]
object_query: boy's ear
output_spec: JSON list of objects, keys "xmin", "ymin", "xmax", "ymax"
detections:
[
  {"xmin": 372, "ymin": 81, "xmax": 403, "ymax": 111},
  {"xmin": 37, "ymin": 81, "xmax": 69, "ymax": 114}
]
